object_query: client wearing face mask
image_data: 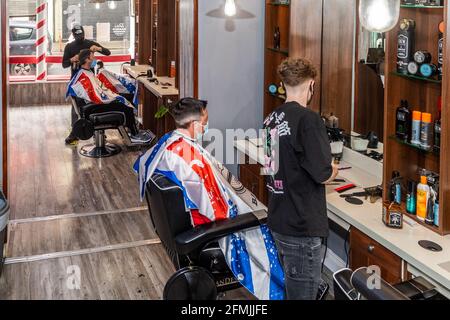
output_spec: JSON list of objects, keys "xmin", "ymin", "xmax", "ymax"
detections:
[
  {"xmin": 263, "ymin": 58, "xmax": 338, "ymax": 300},
  {"xmin": 66, "ymin": 50, "xmax": 153, "ymax": 145},
  {"xmin": 63, "ymin": 24, "xmax": 112, "ymax": 145}
]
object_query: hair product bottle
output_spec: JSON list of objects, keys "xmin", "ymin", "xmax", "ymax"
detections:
[
  {"xmin": 396, "ymin": 100, "xmax": 412, "ymax": 141},
  {"xmin": 417, "ymin": 176, "xmax": 430, "ymax": 221},
  {"xmin": 411, "ymin": 111, "xmax": 422, "ymax": 145},
  {"xmin": 438, "ymin": 21, "xmax": 445, "ymax": 80},
  {"xmin": 420, "ymin": 113, "xmax": 433, "ymax": 150},
  {"xmin": 406, "ymin": 180, "xmax": 417, "ymax": 215},
  {"xmin": 397, "ymin": 19, "xmax": 416, "ymax": 75}
]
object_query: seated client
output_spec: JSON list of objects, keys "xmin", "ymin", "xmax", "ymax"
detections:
[
  {"xmin": 66, "ymin": 49, "xmax": 152, "ymax": 144},
  {"xmin": 134, "ymin": 98, "xmax": 285, "ymax": 300}
]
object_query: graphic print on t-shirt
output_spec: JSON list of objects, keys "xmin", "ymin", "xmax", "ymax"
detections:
[{"xmin": 263, "ymin": 111, "xmax": 291, "ymax": 195}]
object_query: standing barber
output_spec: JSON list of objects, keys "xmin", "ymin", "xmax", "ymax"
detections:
[
  {"xmin": 62, "ymin": 24, "xmax": 111, "ymax": 145},
  {"xmin": 263, "ymin": 58, "xmax": 338, "ymax": 300}
]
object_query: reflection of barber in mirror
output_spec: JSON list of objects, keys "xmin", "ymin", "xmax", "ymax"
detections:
[
  {"xmin": 63, "ymin": 24, "xmax": 112, "ymax": 145},
  {"xmin": 62, "ymin": 24, "xmax": 111, "ymax": 78},
  {"xmin": 263, "ymin": 58, "xmax": 339, "ymax": 300}
]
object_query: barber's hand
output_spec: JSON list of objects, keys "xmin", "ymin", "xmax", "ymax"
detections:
[
  {"xmin": 323, "ymin": 162, "xmax": 339, "ymax": 185},
  {"xmin": 90, "ymin": 45, "xmax": 102, "ymax": 52},
  {"xmin": 70, "ymin": 55, "xmax": 79, "ymax": 63}
]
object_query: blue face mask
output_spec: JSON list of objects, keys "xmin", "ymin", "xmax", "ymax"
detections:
[{"xmin": 90, "ymin": 59, "xmax": 97, "ymax": 69}]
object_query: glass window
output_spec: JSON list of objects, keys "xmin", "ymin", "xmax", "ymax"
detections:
[{"xmin": 10, "ymin": 27, "xmax": 33, "ymax": 41}]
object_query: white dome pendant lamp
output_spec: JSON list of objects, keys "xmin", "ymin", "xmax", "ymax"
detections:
[{"xmin": 359, "ymin": 0, "xmax": 400, "ymax": 33}]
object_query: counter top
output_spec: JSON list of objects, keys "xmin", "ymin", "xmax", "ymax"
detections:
[
  {"xmin": 124, "ymin": 65, "xmax": 179, "ymax": 98},
  {"xmin": 234, "ymin": 139, "xmax": 450, "ymax": 297}
]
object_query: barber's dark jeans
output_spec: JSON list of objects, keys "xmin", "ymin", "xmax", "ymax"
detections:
[
  {"xmin": 70, "ymin": 102, "xmax": 139, "ymax": 136},
  {"xmin": 272, "ymin": 232, "xmax": 323, "ymax": 300}
]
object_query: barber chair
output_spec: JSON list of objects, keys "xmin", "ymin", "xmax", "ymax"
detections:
[
  {"xmin": 146, "ymin": 173, "xmax": 274, "ymax": 300},
  {"xmin": 333, "ymin": 267, "xmax": 447, "ymax": 300},
  {"xmin": 70, "ymin": 96, "xmax": 147, "ymax": 158}
]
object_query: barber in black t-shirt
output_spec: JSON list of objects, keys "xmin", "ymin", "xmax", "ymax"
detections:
[
  {"xmin": 263, "ymin": 58, "xmax": 338, "ymax": 300},
  {"xmin": 62, "ymin": 24, "xmax": 111, "ymax": 145}
]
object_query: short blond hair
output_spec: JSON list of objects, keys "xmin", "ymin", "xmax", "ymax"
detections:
[{"xmin": 277, "ymin": 57, "xmax": 317, "ymax": 87}]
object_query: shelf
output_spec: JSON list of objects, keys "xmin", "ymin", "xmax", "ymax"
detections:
[
  {"xmin": 266, "ymin": 47, "xmax": 289, "ymax": 56},
  {"xmin": 404, "ymin": 211, "xmax": 441, "ymax": 234},
  {"xmin": 401, "ymin": 4, "xmax": 444, "ymax": 9},
  {"xmin": 391, "ymin": 71, "xmax": 442, "ymax": 84},
  {"xmin": 266, "ymin": 91, "xmax": 286, "ymax": 101},
  {"xmin": 268, "ymin": 1, "xmax": 290, "ymax": 6},
  {"xmin": 389, "ymin": 135, "xmax": 440, "ymax": 155}
]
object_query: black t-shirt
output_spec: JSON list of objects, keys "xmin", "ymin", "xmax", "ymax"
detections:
[
  {"xmin": 62, "ymin": 39, "xmax": 111, "ymax": 77},
  {"xmin": 263, "ymin": 102, "xmax": 332, "ymax": 238}
]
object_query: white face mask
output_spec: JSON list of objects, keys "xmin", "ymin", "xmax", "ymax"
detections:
[{"xmin": 194, "ymin": 121, "xmax": 209, "ymax": 141}]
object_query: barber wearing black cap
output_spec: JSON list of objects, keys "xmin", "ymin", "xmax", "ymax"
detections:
[
  {"xmin": 62, "ymin": 24, "xmax": 111, "ymax": 78},
  {"xmin": 63, "ymin": 24, "xmax": 111, "ymax": 145}
]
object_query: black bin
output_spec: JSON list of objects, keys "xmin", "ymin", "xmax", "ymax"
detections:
[{"xmin": 0, "ymin": 190, "xmax": 9, "ymax": 276}]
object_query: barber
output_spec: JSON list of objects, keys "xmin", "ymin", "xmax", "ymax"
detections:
[
  {"xmin": 263, "ymin": 58, "xmax": 338, "ymax": 300},
  {"xmin": 62, "ymin": 24, "xmax": 111, "ymax": 145}
]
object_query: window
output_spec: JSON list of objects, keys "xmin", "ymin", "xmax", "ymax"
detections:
[{"xmin": 10, "ymin": 27, "xmax": 33, "ymax": 41}]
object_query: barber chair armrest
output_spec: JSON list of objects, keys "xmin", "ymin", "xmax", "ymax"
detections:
[
  {"xmin": 175, "ymin": 211, "xmax": 264, "ymax": 256},
  {"xmin": 79, "ymin": 103, "xmax": 103, "ymax": 116}
]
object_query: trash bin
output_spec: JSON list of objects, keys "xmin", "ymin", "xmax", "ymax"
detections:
[{"xmin": 0, "ymin": 190, "xmax": 9, "ymax": 276}]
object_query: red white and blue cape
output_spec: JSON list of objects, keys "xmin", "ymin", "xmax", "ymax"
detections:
[
  {"xmin": 66, "ymin": 69, "xmax": 134, "ymax": 109},
  {"xmin": 97, "ymin": 69, "xmax": 139, "ymax": 106},
  {"xmin": 134, "ymin": 131, "xmax": 285, "ymax": 300}
]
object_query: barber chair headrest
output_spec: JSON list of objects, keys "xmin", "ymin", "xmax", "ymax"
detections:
[{"xmin": 350, "ymin": 267, "xmax": 409, "ymax": 300}]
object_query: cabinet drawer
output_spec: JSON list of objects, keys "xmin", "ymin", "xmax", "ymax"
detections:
[{"xmin": 350, "ymin": 228, "xmax": 403, "ymax": 284}]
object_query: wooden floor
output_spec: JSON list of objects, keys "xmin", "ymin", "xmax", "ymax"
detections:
[
  {"xmin": 1, "ymin": 105, "xmax": 178, "ymax": 300},
  {"xmin": 1, "ymin": 105, "xmax": 333, "ymax": 300}
]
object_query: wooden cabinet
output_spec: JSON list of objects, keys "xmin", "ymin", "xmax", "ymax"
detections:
[
  {"xmin": 239, "ymin": 157, "xmax": 268, "ymax": 206},
  {"xmin": 350, "ymin": 228, "xmax": 404, "ymax": 285}
]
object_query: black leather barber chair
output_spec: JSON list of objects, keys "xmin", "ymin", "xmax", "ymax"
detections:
[
  {"xmin": 145, "ymin": 173, "xmax": 268, "ymax": 300},
  {"xmin": 334, "ymin": 267, "xmax": 447, "ymax": 300},
  {"xmin": 70, "ymin": 96, "xmax": 145, "ymax": 158}
]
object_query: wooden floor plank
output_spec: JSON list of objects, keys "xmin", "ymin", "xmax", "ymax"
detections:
[
  {"xmin": 8, "ymin": 105, "xmax": 149, "ymax": 219},
  {"xmin": 0, "ymin": 245, "xmax": 174, "ymax": 300},
  {"xmin": 7, "ymin": 210, "xmax": 156, "ymax": 257}
]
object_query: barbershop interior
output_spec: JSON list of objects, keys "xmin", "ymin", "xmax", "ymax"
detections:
[{"xmin": 1, "ymin": 0, "xmax": 450, "ymax": 303}]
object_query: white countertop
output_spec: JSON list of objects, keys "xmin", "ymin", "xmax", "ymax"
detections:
[
  {"xmin": 234, "ymin": 139, "xmax": 450, "ymax": 297},
  {"xmin": 124, "ymin": 65, "xmax": 179, "ymax": 98}
]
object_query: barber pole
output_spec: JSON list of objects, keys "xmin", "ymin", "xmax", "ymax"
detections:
[{"xmin": 36, "ymin": 0, "xmax": 47, "ymax": 81}]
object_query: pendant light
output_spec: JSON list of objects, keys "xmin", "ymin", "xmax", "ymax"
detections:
[
  {"xmin": 359, "ymin": 0, "xmax": 400, "ymax": 33},
  {"xmin": 224, "ymin": 0, "xmax": 237, "ymax": 17}
]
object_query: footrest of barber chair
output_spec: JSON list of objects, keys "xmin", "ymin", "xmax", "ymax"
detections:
[
  {"xmin": 80, "ymin": 143, "xmax": 122, "ymax": 158},
  {"xmin": 175, "ymin": 213, "xmax": 260, "ymax": 256},
  {"xmin": 164, "ymin": 266, "xmax": 218, "ymax": 300}
]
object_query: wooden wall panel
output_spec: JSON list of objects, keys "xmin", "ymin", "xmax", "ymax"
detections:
[
  {"xmin": 8, "ymin": 82, "xmax": 69, "ymax": 107},
  {"xmin": 289, "ymin": 0, "xmax": 324, "ymax": 113},
  {"xmin": 178, "ymin": 0, "xmax": 196, "ymax": 98},
  {"xmin": 137, "ymin": 0, "xmax": 152, "ymax": 65},
  {"xmin": 1, "ymin": 0, "xmax": 8, "ymax": 195},
  {"xmin": 321, "ymin": 0, "xmax": 356, "ymax": 134}
]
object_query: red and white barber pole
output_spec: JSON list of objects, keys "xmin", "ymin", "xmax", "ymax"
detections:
[{"xmin": 36, "ymin": 0, "xmax": 47, "ymax": 81}]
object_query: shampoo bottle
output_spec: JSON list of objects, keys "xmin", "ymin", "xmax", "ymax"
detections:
[
  {"xmin": 406, "ymin": 180, "xmax": 417, "ymax": 215},
  {"xmin": 417, "ymin": 176, "xmax": 430, "ymax": 221},
  {"xmin": 396, "ymin": 100, "xmax": 412, "ymax": 141},
  {"xmin": 411, "ymin": 111, "xmax": 422, "ymax": 145}
]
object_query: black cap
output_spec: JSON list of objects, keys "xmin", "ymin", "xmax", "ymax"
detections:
[{"xmin": 71, "ymin": 24, "xmax": 84, "ymax": 35}]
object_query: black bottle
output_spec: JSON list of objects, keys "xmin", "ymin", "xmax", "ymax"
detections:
[
  {"xmin": 274, "ymin": 27, "xmax": 281, "ymax": 49},
  {"xmin": 397, "ymin": 19, "xmax": 416, "ymax": 75},
  {"xmin": 396, "ymin": 100, "xmax": 412, "ymax": 142}
]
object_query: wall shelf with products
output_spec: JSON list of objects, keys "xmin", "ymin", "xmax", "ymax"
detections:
[
  {"xmin": 384, "ymin": 3, "xmax": 449, "ymax": 235},
  {"xmin": 401, "ymin": 4, "xmax": 444, "ymax": 9}
]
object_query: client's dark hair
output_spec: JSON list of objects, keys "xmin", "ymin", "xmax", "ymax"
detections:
[
  {"xmin": 169, "ymin": 98, "xmax": 208, "ymax": 129},
  {"xmin": 79, "ymin": 49, "xmax": 93, "ymax": 66}
]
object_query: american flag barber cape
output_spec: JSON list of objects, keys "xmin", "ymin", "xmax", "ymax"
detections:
[
  {"xmin": 66, "ymin": 69, "xmax": 134, "ymax": 109},
  {"xmin": 134, "ymin": 131, "xmax": 285, "ymax": 300},
  {"xmin": 97, "ymin": 69, "xmax": 139, "ymax": 106}
]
